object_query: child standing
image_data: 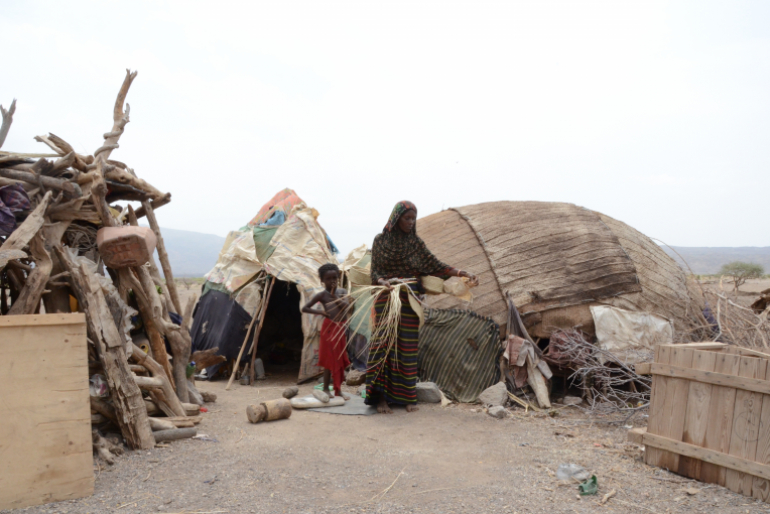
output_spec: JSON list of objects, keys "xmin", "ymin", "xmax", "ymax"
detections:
[{"xmin": 302, "ymin": 263, "xmax": 352, "ymax": 401}]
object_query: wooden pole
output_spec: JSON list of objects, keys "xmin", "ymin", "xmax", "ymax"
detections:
[
  {"xmin": 141, "ymin": 199, "xmax": 183, "ymax": 316},
  {"xmin": 250, "ymin": 277, "xmax": 276, "ymax": 383},
  {"xmin": 225, "ymin": 276, "xmax": 269, "ymax": 391}
]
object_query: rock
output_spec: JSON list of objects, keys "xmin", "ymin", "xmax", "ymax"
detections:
[
  {"xmin": 561, "ymin": 395, "xmax": 583, "ymax": 406},
  {"xmin": 416, "ymin": 382, "xmax": 442, "ymax": 403},
  {"xmin": 200, "ymin": 391, "xmax": 217, "ymax": 403},
  {"xmin": 312, "ymin": 389, "xmax": 330, "ymax": 403},
  {"xmin": 346, "ymin": 370, "xmax": 366, "ymax": 386},
  {"xmin": 477, "ymin": 382, "xmax": 508, "ymax": 407},
  {"xmin": 282, "ymin": 386, "xmax": 299, "ymax": 399},
  {"xmin": 556, "ymin": 463, "xmax": 590, "ymax": 482},
  {"xmin": 488, "ymin": 405, "xmax": 506, "ymax": 419}
]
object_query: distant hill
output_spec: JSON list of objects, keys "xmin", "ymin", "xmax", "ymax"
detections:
[
  {"xmin": 150, "ymin": 226, "xmax": 227, "ymax": 278},
  {"xmin": 151, "ymin": 226, "xmax": 769, "ymax": 278},
  {"xmin": 663, "ymin": 247, "xmax": 770, "ymax": 275}
]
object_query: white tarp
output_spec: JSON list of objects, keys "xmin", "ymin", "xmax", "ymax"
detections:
[
  {"xmin": 202, "ymin": 203, "xmax": 341, "ymax": 382},
  {"xmin": 590, "ymin": 305, "xmax": 673, "ymax": 364}
]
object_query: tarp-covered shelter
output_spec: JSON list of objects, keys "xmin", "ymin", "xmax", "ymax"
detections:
[
  {"xmin": 191, "ymin": 189, "xmax": 340, "ymax": 382},
  {"xmin": 417, "ymin": 201, "xmax": 702, "ymax": 342}
]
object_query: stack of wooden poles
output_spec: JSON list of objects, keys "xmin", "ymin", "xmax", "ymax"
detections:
[{"xmin": 0, "ymin": 70, "xmax": 201, "ymax": 451}]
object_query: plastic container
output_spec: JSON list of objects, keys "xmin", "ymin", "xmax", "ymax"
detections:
[{"xmin": 96, "ymin": 226, "xmax": 157, "ymax": 269}]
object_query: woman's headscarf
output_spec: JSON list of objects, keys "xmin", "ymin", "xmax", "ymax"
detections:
[{"xmin": 370, "ymin": 201, "xmax": 451, "ymax": 285}]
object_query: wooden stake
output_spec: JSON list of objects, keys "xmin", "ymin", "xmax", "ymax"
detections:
[
  {"xmin": 225, "ymin": 276, "xmax": 269, "ymax": 391},
  {"xmin": 140, "ymin": 199, "xmax": 182, "ymax": 315},
  {"xmin": 250, "ymin": 277, "xmax": 276, "ymax": 383}
]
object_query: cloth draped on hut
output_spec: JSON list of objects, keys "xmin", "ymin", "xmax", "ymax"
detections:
[{"xmin": 417, "ymin": 308, "xmax": 500, "ymax": 403}]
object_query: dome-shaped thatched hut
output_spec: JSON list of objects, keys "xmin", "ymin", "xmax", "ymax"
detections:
[{"xmin": 418, "ymin": 201, "xmax": 701, "ymax": 339}]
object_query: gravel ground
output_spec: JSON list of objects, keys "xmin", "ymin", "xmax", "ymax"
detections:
[{"xmin": 6, "ymin": 371, "xmax": 770, "ymax": 514}]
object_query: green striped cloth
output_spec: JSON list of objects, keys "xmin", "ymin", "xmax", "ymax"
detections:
[{"xmin": 418, "ymin": 308, "xmax": 501, "ymax": 403}]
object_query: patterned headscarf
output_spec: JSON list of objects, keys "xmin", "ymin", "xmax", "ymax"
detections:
[
  {"xmin": 383, "ymin": 200, "xmax": 417, "ymax": 234},
  {"xmin": 371, "ymin": 201, "xmax": 451, "ymax": 285}
]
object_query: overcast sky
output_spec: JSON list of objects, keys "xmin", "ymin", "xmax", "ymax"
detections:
[{"xmin": 2, "ymin": 1, "xmax": 769, "ymax": 254}]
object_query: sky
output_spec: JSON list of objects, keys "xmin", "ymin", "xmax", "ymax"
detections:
[{"xmin": 2, "ymin": 1, "xmax": 769, "ymax": 255}]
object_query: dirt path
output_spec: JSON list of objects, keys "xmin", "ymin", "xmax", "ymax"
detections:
[{"xmin": 9, "ymin": 375, "xmax": 770, "ymax": 514}]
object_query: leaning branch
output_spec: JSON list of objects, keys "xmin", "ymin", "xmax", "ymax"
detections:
[{"xmin": 0, "ymin": 99, "xmax": 17, "ymax": 149}]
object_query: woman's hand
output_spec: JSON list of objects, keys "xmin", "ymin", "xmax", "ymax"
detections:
[
  {"xmin": 458, "ymin": 270, "xmax": 479, "ymax": 287},
  {"xmin": 377, "ymin": 278, "xmax": 394, "ymax": 291}
]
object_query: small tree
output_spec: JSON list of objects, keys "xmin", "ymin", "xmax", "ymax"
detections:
[{"xmin": 719, "ymin": 261, "xmax": 764, "ymax": 292}]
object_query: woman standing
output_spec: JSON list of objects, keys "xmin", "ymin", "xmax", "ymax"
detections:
[{"xmin": 365, "ymin": 201, "xmax": 478, "ymax": 414}]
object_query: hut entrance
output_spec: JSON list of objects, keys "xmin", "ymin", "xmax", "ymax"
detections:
[{"xmin": 254, "ymin": 280, "xmax": 304, "ymax": 377}]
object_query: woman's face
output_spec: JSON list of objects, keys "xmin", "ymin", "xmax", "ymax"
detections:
[{"xmin": 398, "ymin": 209, "xmax": 417, "ymax": 233}]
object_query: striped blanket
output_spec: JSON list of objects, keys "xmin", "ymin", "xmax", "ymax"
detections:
[{"xmin": 418, "ymin": 308, "xmax": 501, "ymax": 403}]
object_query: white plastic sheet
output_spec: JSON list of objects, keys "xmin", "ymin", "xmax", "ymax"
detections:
[{"xmin": 590, "ymin": 305, "xmax": 672, "ymax": 364}]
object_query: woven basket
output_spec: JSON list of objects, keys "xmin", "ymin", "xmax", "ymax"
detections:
[
  {"xmin": 348, "ymin": 265, "xmax": 371, "ymax": 286},
  {"xmin": 421, "ymin": 275, "xmax": 445, "ymax": 295}
]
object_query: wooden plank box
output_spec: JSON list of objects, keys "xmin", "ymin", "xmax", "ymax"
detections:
[
  {"xmin": 630, "ymin": 342, "xmax": 770, "ymax": 501},
  {"xmin": 0, "ymin": 314, "xmax": 94, "ymax": 510}
]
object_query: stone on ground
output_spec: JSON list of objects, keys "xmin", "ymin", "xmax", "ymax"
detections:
[
  {"xmin": 561, "ymin": 395, "xmax": 582, "ymax": 406},
  {"xmin": 477, "ymin": 382, "xmax": 508, "ymax": 406},
  {"xmin": 416, "ymin": 382, "xmax": 442, "ymax": 403},
  {"xmin": 312, "ymin": 389, "xmax": 330, "ymax": 403},
  {"xmin": 282, "ymin": 386, "xmax": 299, "ymax": 399},
  {"xmin": 488, "ymin": 405, "xmax": 507, "ymax": 419},
  {"xmin": 346, "ymin": 370, "xmax": 366, "ymax": 386}
]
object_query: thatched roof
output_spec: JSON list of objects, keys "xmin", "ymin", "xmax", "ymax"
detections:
[{"xmin": 418, "ymin": 201, "xmax": 697, "ymax": 338}]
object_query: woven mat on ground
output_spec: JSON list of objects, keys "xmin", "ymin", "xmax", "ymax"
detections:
[
  {"xmin": 418, "ymin": 308, "xmax": 500, "ymax": 403},
  {"xmin": 307, "ymin": 394, "xmax": 378, "ymax": 416}
]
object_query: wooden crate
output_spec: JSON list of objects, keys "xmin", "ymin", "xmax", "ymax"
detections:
[
  {"xmin": 630, "ymin": 342, "xmax": 770, "ymax": 501},
  {"xmin": 0, "ymin": 313, "xmax": 93, "ymax": 510}
]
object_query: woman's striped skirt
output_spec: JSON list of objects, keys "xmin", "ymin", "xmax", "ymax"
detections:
[{"xmin": 364, "ymin": 289, "xmax": 420, "ymax": 406}]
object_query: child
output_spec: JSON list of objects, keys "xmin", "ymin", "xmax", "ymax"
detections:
[{"xmin": 302, "ymin": 263, "xmax": 352, "ymax": 402}]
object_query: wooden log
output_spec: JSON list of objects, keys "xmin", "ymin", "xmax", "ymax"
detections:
[
  {"xmin": 182, "ymin": 403, "xmax": 201, "ymax": 417},
  {"xmin": 148, "ymin": 417, "xmax": 176, "ymax": 432},
  {"xmin": 0, "ymin": 168, "xmax": 82, "ymax": 197},
  {"xmin": 0, "ymin": 99, "xmax": 16, "ymax": 149},
  {"xmin": 152, "ymin": 427, "xmax": 196, "ymax": 443},
  {"xmin": 0, "ymin": 191, "xmax": 52, "ymax": 272},
  {"xmin": 129, "ymin": 364, "xmax": 148, "ymax": 374},
  {"xmin": 162, "ymin": 416, "xmax": 200, "ymax": 426},
  {"xmin": 107, "ymin": 168, "xmax": 165, "ymax": 202},
  {"xmin": 54, "ymin": 246, "xmax": 154, "ymax": 450},
  {"xmin": 130, "ymin": 343, "xmax": 186, "ymax": 418},
  {"xmin": 144, "ymin": 399, "xmax": 160, "ymax": 416},
  {"xmin": 41, "ymin": 222, "xmax": 73, "ymax": 314},
  {"xmin": 8, "ymin": 231, "xmax": 52, "ymax": 315},
  {"xmin": 134, "ymin": 193, "xmax": 171, "ymax": 219},
  {"xmin": 133, "ymin": 375, "xmax": 164, "ymax": 389},
  {"xmin": 140, "ymin": 200, "xmax": 182, "ymax": 314},
  {"xmin": 90, "ymin": 396, "xmax": 117, "ymax": 423}
]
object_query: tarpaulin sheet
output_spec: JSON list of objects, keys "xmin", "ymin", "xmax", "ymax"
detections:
[
  {"xmin": 253, "ymin": 226, "xmax": 278, "ymax": 264},
  {"xmin": 190, "ymin": 290, "xmax": 254, "ymax": 378},
  {"xmin": 247, "ymin": 188, "xmax": 304, "ymax": 228},
  {"xmin": 591, "ymin": 305, "xmax": 672, "ymax": 364},
  {"xmin": 418, "ymin": 308, "xmax": 500, "ymax": 402}
]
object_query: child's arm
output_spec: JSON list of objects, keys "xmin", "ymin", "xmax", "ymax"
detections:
[{"xmin": 301, "ymin": 291, "xmax": 328, "ymax": 318}]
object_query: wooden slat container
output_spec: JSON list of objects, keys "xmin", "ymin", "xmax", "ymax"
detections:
[
  {"xmin": 0, "ymin": 314, "xmax": 93, "ymax": 510},
  {"xmin": 631, "ymin": 342, "xmax": 770, "ymax": 501}
]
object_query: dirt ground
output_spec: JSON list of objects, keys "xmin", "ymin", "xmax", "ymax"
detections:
[{"xmin": 7, "ymin": 369, "xmax": 770, "ymax": 514}]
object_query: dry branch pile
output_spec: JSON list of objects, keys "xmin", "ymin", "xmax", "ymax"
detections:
[
  {"xmin": 0, "ymin": 70, "xmax": 203, "ymax": 452},
  {"xmin": 545, "ymin": 329, "xmax": 651, "ymax": 422}
]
